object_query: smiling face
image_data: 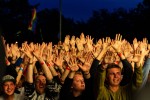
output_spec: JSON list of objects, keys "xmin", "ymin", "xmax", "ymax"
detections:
[
  {"xmin": 3, "ymin": 81, "xmax": 16, "ymax": 96},
  {"xmin": 106, "ymin": 67, "xmax": 122, "ymax": 87},
  {"xmin": 72, "ymin": 74, "xmax": 85, "ymax": 91},
  {"xmin": 35, "ymin": 75, "xmax": 46, "ymax": 94}
]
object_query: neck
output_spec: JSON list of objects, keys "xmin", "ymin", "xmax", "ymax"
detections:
[
  {"xmin": 109, "ymin": 85, "xmax": 119, "ymax": 92},
  {"xmin": 72, "ymin": 90, "xmax": 82, "ymax": 97},
  {"xmin": 4, "ymin": 94, "xmax": 14, "ymax": 100}
]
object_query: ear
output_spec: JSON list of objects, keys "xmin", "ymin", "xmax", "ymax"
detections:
[{"xmin": 121, "ymin": 75, "xmax": 123, "ymax": 80}]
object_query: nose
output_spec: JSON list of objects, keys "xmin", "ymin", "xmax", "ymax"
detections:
[
  {"xmin": 39, "ymin": 81, "xmax": 44, "ymax": 85},
  {"xmin": 114, "ymin": 73, "xmax": 118, "ymax": 78},
  {"xmin": 81, "ymin": 80, "xmax": 84, "ymax": 84},
  {"xmin": 8, "ymin": 85, "xmax": 11, "ymax": 89}
]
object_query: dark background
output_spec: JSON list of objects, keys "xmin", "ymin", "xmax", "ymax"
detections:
[{"xmin": 0, "ymin": 0, "xmax": 150, "ymax": 45}]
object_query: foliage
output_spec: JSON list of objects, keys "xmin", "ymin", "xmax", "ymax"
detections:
[{"xmin": 1, "ymin": 0, "xmax": 150, "ymax": 44}]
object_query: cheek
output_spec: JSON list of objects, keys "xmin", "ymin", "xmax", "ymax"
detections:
[
  {"xmin": 107, "ymin": 75, "xmax": 113, "ymax": 79},
  {"xmin": 72, "ymin": 82, "xmax": 79, "ymax": 87},
  {"xmin": 3, "ymin": 86, "xmax": 7, "ymax": 91}
]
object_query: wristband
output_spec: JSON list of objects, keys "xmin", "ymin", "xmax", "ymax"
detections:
[
  {"xmin": 46, "ymin": 63, "xmax": 51, "ymax": 67},
  {"xmin": 20, "ymin": 67, "xmax": 23, "ymax": 71},
  {"xmin": 15, "ymin": 57, "xmax": 23, "ymax": 66},
  {"xmin": 6, "ymin": 60, "xmax": 9, "ymax": 65},
  {"xmin": 114, "ymin": 61, "xmax": 119, "ymax": 65},
  {"xmin": 40, "ymin": 62, "xmax": 45, "ymax": 65},
  {"xmin": 117, "ymin": 53, "xmax": 122, "ymax": 57},
  {"xmin": 66, "ymin": 66, "xmax": 71, "ymax": 70},
  {"xmin": 84, "ymin": 72, "xmax": 90, "ymax": 75}
]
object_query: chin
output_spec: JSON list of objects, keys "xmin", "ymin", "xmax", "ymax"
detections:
[
  {"xmin": 6, "ymin": 92, "xmax": 14, "ymax": 96},
  {"xmin": 38, "ymin": 90, "xmax": 45, "ymax": 94}
]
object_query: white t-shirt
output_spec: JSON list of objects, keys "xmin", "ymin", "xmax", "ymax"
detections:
[{"xmin": 0, "ymin": 93, "xmax": 24, "ymax": 100}]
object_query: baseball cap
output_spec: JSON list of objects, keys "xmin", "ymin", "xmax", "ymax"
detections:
[{"xmin": 2, "ymin": 75, "xmax": 16, "ymax": 84}]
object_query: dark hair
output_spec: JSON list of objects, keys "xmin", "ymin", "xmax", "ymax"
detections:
[{"xmin": 106, "ymin": 63, "xmax": 122, "ymax": 74}]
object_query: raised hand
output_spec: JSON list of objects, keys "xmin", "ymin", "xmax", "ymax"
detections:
[
  {"xmin": 78, "ymin": 52, "xmax": 93, "ymax": 72},
  {"xmin": 76, "ymin": 37, "xmax": 84, "ymax": 51},
  {"xmin": 11, "ymin": 43, "xmax": 19, "ymax": 60},
  {"xmin": 86, "ymin": 35, "xmax": 93, "ymax": 51},
  {"xmin": 53, "ymin": 50, "xmax": 64, "ymax": 69},
  {"xmin": 70, "ymin": 35, "xmax": 76, "ymax": 49},
  {"xmin": 130, "ymin": 49, "xmax": 141, "ymax": 63},
  {"xmin": 80, "ymin": 32, "xmax": 86, "ymax": 44},
  {"xmin": 95, "ymin": 38, "xmax": 102, "ymax": 48},
  {"xmin": 64, "ymin": 35, "xmax": 70, "ymax": 45},
  {"xmin": 77, "ymin": 50, "xmax": 86, "ymax": 63},
  {"xmin": 133, "ymin": 38, "xmax": 139, "ymax": 50},
  {"xmin": 92, "ymin": 45, "xmax": 101, "ymax": 58},
  {"xmin": 64, "ymin": 51, "xmax": 71, "ymax": 63},
  {"xmin": 103, "ymin": 51, "xmax": 115, "ymax": 64},
  {"xmin": 122, "ymin": 42, "xmax": 133, "ymax": 58},
  {"xmin": 112, "ymin": 34, "xmax": 122, "ymax": 53},
  {"xmin": 96, "ymin": 37, "xmax": 111, "ymax": 61},
  {"xmin": 45, "ymin": 43, "xmax": 54, "ymax": 66},
  {"xmin": 23, "ymin": 44, "xmax": 33, "ymax": 59},
  {"xmin": 139, "ymin": 38, "xmax": 148, "ymax": 56},
  {"xmin": 67, "ymin": 56, "xmax": 79, "ymax": 72}
]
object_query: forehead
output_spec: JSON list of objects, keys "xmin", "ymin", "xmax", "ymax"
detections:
[
  {"xmin": 36, "ymin": 75, "xmax": 46, "ymax": 80},
  {"xmin": 3, "ymin": 81, "xmax": 15, "ymax": 85},
  {"xmin": 73, "ymin": 74, "xmax": 83, "ymax": 80},
  {"xmin": 107, "ymin": 68, "xmax": 121, "ymax": 73}
]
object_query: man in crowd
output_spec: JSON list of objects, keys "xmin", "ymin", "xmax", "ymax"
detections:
[{"xmin": 0, "ymin": 75, "xmax": 24, "ymax": 100}]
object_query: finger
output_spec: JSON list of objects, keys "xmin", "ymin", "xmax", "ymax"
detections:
[{"xmin": 115, "ymin": 34, "xmax": 118, "ymax": 40}]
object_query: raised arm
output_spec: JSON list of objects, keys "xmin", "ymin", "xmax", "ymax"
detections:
[{"xmin": 33, "ymin": 43, "xmax": 53, "ymax": 81}]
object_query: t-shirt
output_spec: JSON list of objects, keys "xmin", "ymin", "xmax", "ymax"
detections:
[{"xmin": 0, "ymin": 93, "xmax": 24, "ymax": 100}]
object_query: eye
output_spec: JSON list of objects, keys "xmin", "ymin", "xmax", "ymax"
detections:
[{"xmin": 109, "ymin": 73, "xmax": 114, "ymax": 75}]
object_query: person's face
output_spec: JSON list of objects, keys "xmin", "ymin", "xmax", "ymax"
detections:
[
  {"xmin": 35, "ymin": 75, "xmax": 46, "ymax": 94},
  {"xmin": 72, "ymin": 74, "xmax": 85, "ymax": 91},
  {"xmin": 3, "ymin": 81, "xmax": 16, "ymax": 96},
  {"xmin": 106, "ymin": 68, "xmax": 122, "ymax": 86}
]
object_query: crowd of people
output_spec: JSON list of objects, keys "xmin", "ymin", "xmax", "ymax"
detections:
[{"xmin": 0, "ymin": 33, "xmax": 149, "ymax": 100}]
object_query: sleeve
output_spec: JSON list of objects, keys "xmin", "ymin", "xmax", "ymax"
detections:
[
  {"xmin": 59, "ymin": 77, "xmax": 73, "ymax": 100},
  {"xmin": 90, "ymin": 58, "xmax": 101, "ymax": 78},
  {"xmin": 24, "ymin": 82, "xmax": 35, "ymax": 99},
  {"xmin": 96, "ymin": 66, "xmax": 107, "ymax": 99},
  {"xmin": 15, "ymin": 57, "xmax": 23, "ymax": 66},
  {"xmin": 132, "ymin": 66, "xmax": 143, "ymax": 92},
  {"xmin": 45, "ymin": 76, "xmax": 62, "ymax": 98},
  {"xmin": 120, "ymin": 59, "xmax": 133, "ymax": 86},
  {"xmin": 90, "ymin": 59, "xmax": 101, "ymax": 99},
  {"xmin": 84, "ymin": 78, "xmax": 93, "ymax": 100},
  {"xmin": 141, "ymin": 58, "xmax": 150, "ymax": 88}
]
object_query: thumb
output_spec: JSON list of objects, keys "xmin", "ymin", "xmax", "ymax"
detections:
[{"xmin": 78, "ymin": 63, "xmax": 83, "ymax": 69}]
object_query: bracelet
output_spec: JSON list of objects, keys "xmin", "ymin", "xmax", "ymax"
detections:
[
  {"xmin": 6, "ymin": 60, "xmax": 10, "ymax": 65},
  {"xmin": 46, "ymin": 63, "xmax": 51, "ymax": 67},
  {"xmin": 40, "ymin": 62, "xmax": 45, "ymax": 65},
  {"xmin": 84, "ymin": 72, "xmax": 90, "ymax": 75},
  {"xmin": 66, "ymin": 66, "xmax": 71, "ymax": 70},
  {"xmin": 114, "ymin": 61, "xmax": 119, "ymax": 65},
  {"xmin": 60, "ymin": 78, "xmax": 64, "ymax": 82},
  {"xmin": 19, "ymin": 67, "xmax": 23, "ymax": 71},
  {"xmin": 117, "ymin": 53, "xmax": 122, "ymax": 57}
]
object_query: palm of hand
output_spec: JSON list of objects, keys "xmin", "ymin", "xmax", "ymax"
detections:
[
  {"xmin": 112, "ymin": 41, "xmax": 121, "ymax": 50},
  {"xmin": 132, "ymin": 54, "xmax": 141, "ymax": 62},
  {"xmin": 81, "ymin": 62, "xmax": 91, "ymax": 72},
  {"xmin": 102, "ymin": 43, "xmax": 109, "ymax": 49},
  {"xmin": 70, "ymin": 64, "xmax": 79, "ymax": 71},
  {"xmin": 104, "ymin": 56, "xmax": 114, "ymax": 64},
  {"xmin": 77, "ymin": 43, "xmax": 83, "ymax": 51}
]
